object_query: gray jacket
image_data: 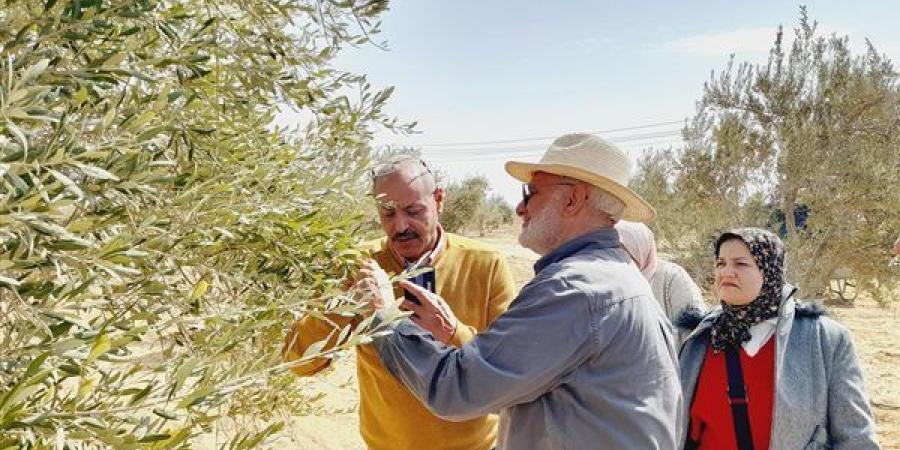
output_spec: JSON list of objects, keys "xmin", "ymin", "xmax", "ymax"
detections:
[
  {"xmin": 677, "ymin": 287, "xmax": 880, "ymax": 450},
  {"xmin": 374, "ymin": 229, "xmax": 683, "ymax": 450},
  {"xmin": 650, "ymin": 260, "xmax": 705, "ymax": 320},
  {"xmin": 650, "ymin": 259, "xmax": 706, "ymax": 346}
]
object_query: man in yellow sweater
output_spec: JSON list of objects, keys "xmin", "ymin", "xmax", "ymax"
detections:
[{"xmin": 283, "ymin": 156, "xmax": 516, "ymax": 450}]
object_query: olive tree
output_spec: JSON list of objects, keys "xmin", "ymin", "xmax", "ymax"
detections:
[
  {"xmin": 0, "ymin": 0, "xmax": 407, "ymax": 448},
  {"xmin": 632, "ymin": 8, "xmax": 900, "ymax": 303},
  {"xmin": 441, "ymin": 174, "xmax": 488, "ymax": 234}
]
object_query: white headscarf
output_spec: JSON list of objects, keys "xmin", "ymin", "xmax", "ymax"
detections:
[{"xmin": 615, "ymin": 221, "xmax": 659, "ymax": 280}]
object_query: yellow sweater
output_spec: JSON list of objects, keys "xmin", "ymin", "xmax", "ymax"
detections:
[{"xmin": 283, "ymin": 233, "xmax": 516, "ymax": 450}]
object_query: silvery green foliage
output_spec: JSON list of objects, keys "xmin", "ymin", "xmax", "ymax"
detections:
[
  {"xmin": 442, "ymin": 175, "xmax": 489, "ymax": 234},
  {"xmin": 630, "ymin": 8, "xmax": 900, "ymax": 303},
  {"xmin": 0, "ymin": 0, "xmax": 406, "ymax": 448}
]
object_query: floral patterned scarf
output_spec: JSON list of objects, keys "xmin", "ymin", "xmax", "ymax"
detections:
[{"xmin": 710, "ymin": 227, "xmax": 785, "ymax": 352}]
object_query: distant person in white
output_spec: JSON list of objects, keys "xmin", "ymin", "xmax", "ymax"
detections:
[{"xmin": 616, "ymin": 221, "xmax": 705, "ymax": 344}]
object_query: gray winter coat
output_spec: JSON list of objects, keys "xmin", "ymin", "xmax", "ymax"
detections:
[{"xmin": 677, "ymin": 286, "xmax": 880, "ymax": 450}]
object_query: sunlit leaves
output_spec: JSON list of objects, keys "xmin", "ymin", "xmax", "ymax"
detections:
[{"xmin": 0, "ymin": 0, "xmax": 404, "ymax": 448}]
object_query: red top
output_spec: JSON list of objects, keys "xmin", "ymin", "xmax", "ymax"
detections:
[{"xmin": 688, "ymin": 338, "xmax": 776, "ymax": 450}]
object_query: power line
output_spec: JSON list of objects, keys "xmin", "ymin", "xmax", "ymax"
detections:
[
  {"xmin": 426, "ymin": 139, "xmax": 686, "ymax": 164},
  {"xmin": 422, "ymin": 130, "xmax": 683, "ymax": 158},
  {"xmin": 610, "ymin": 138, "xmax": 687, "ymax": 148},
  {"xmin": 611, "ymin": 130, "xmax": 682, "ymax": 143},
  {"xmin": 412, "ymin": 119, "xmax": 684, "ymax": 148}
]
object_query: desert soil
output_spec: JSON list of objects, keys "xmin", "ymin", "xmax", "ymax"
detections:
[{"xmin": 225, "ymin": 225, "xmax": 899, "ymax": 449}]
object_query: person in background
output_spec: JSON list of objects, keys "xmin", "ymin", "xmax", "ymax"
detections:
[
  {"xmin": 677, "ymin": 227, "xmax": 879, "ymax": 450},
  {"xmin": 616, "ymin": 221, "xmax": 706, "ymax": 344},
  {"xmin": 282, "ymin": 156, "xmax": 516, "ymax": 450}
]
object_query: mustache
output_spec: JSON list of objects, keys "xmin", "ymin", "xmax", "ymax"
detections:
[{"xmin": 392, "ymin": 230, "xmax": 420, "ymax": 241}]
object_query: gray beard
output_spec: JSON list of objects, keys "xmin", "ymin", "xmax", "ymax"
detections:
[{"xmin": 518, "ymin": 205, "xmax": 561, "ymax": 256}]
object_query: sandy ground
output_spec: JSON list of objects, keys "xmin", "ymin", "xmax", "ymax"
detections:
[
  {"xmin": 234, "ymin": 225, "xmax": 899, "ymax": 449},
  {"xmin": 829, "ymin": 300, "xmax": 900, "ymax": 448}
]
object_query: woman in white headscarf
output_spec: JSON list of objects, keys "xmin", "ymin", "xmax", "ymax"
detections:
[{"xmin": 616, "ymin": 221, "xmax": 706, "ymax": 324}]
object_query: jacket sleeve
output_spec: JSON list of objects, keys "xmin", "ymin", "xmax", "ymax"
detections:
[
  {"xmin": 665, "ymin": 264, "xmax": 706, "ymax": 347},
  {"xmin": 374, "ymin": 276, "xmax": 593, "ymax": 421},
  {"xmin": 449, "ymin": 253, "xmax": 517, "ymax": 346},
  {"xmin": 825, "ymin": 323, "xmax": 880, "ymax": 450},
  {"xmin": 667, "ymin": 264, "xmax": 706, "ymax": 317},
  {"xmin": 282, "ymin": 313, "xmax": 357, "ymax": 377}
]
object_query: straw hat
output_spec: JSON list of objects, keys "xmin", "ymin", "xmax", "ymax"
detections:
[{"xmin": 505, "ymin": 133, "xmax": 656, "ymax": 222}]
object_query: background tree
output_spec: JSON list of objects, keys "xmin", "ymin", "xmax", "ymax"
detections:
[
  {"xmin": 0, "ymin": 0, "xmax": 407, "ymax": 448},
  {"xmin": 475, "ymin": 194, "xmax": 515, "ymax": 236},
  {"xmin": 632, "ymin": 8, "xmax": 900, "ymax": 304},
  {"xmin": 441, "ymin": 175, "xmax": 488, "ymax": 233},
  {"xmin": 441, "ymin": 174, "xmax": 514, "ymax": 235}
]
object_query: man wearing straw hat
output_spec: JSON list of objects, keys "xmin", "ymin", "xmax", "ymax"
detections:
[{"xmin": 369, "ymin": 133, "xmax": 682, "ymax": 449}]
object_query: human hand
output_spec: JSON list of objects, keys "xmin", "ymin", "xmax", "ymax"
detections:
[
  {"xmin": 397, "ymin": 279, "xmax": 458, "ymax": 345},
  {"xmin": 350, "ymin": 260, "xmax": 394, "ymax": 313}
]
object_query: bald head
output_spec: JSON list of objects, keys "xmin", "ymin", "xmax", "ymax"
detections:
[
  {"xmin": 370, "ymin": 157, "xmax": 444, "ymax": 261},
  {"xmin": 371, "ymin": 157, "xmax": 437, "ymax": 197}
]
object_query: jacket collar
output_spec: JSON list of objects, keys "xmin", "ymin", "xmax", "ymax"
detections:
[
  {"xmin": 533, "ymin": 228, "xmax": 620, "ymax": 274},
  {"xmin": 775, "ymin": 284, "xmax": 798, "ymax": 337}
]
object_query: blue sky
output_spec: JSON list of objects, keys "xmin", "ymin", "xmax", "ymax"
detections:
[{"xmin": 300, "ymin": 1, "xmax": 900, "ymax": 205}]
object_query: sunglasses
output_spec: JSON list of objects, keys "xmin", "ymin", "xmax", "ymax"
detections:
[{"xmin": 521, "ymin": 181, "xmax": 576, "ymax": 206}]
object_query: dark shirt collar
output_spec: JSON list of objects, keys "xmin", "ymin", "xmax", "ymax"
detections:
[{"xmin": 534, "ymin": 228, "xmax": 620, "ymax": 273}]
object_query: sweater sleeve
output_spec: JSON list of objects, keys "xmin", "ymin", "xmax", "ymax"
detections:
[
  {"xmin": 283, "ymin": 242, "xmax": 387, "ymax": 375},
  {"xmin": 282, "ymin": 313, "xmax": 357, "ymax": 377}
]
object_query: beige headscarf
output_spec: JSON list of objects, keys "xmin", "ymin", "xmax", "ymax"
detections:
[{"xmin": 615, "ymin": 221, "xmax": 659, "ymax": 280}]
